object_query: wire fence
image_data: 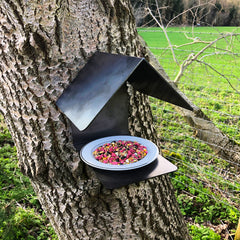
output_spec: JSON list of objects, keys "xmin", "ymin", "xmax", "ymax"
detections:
[
  {"xmin": 153, "ymin": 100, "xmax": 240, "ymax": 211},
  {"xmin": 141, "ymin": 28, "xmax": 240, "ymax": 216}
]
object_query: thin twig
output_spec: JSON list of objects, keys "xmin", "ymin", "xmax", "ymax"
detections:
[
  {"xmin": 166, "ymin": 1, "xmax": 215, "ymax": 28},
  {"xmin": 174, "ymin": 33, "xmax": 240, "ymax": 84},
  {"xmin": 195, "ymin": 59, "xmax": 240, "ymax": 94},
  {"xmin": 145, "ymin": 2, "xmax": 179, "ymax": 65}
]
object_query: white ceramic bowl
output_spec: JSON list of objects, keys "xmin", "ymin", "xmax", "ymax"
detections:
[{"xmin": 80, "ymin": 135, "xmax": 159, "ymax": 171}]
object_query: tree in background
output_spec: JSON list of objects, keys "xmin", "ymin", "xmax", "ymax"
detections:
[
  {"xmin": 131, "ymin": 0, "xmax": 185, "ymax": 26},
  {"xmin": 0, "ymin": 0, "xmax": 191, "ymax": 239},
  {"xmin": 131, "ymin": 0, "xmax": 240, "ymax": 26}
]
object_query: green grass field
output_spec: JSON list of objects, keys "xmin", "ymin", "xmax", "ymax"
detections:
[
  {"xmin": 139, "ymin": 26, "xmax": 240, "ymax": 239},
  {"xmin": 0, "ymin": 116, "xmax": 58, "ymax": 240},
  {"xmin": 139, "ymin": 26, "xmax": 240, "ymax": 88},
  {"xmin": 139, "ymin": 26, "xmax": 240, "ymax": 136}
]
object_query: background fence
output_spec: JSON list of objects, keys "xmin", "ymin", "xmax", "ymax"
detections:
[{"xmin": 139, "ymin": 27, "xmax": 240, "ymax": 237}]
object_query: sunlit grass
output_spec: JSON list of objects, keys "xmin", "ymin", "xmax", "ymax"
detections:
[{"xmin": 140, "ymin": 26, "xmax": 240, "ymax": 239}]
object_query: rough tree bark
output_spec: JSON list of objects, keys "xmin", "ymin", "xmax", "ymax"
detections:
[{"xmin": 0, "ymin": 0, "xmax": 191, "ymax": 239}]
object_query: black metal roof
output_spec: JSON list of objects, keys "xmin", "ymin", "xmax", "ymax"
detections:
[{"xmin": 56, "ymin": 52, "xmax": 193, "ymax": 131}]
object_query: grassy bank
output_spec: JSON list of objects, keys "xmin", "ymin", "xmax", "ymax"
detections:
[
  {"xmin": 0, "ymin": 115, "xmax": 57, "ymax": 240},
  {"xmin": 139, "ymin": 26, "xmax": 240, "ymax": 239}
]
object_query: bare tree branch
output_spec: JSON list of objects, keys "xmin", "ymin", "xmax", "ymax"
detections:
[
  {"xmin": 196, "ymin": 59, "xmax": 240, "ymax": 94},
  {"xmin": 174, "ymin": 33, "xmax": 240, "ymax": 85},
  {"xmin": 137, "ymin": 1, "xmax": 240, "ymax": 167},
  {"xmin": 143, "ymin": 0, "xmax": 240, "ymax": 93},
  {"xmin": 145, "ymin": 4, "xmax": 179, "ymax": 65},
  {"xmin": 166, "ymin": 1, "xmax": 215, "ymax": 28}
]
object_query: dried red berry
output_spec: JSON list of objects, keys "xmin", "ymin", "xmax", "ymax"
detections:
[{"xmin": 92, "ymin": 140, "xmax": 148, "ymax": 165}]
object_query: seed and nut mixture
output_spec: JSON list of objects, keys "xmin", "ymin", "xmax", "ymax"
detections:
[{"xmin": 93, "ymin": 140, "xmax": 148, "ymax": 165}]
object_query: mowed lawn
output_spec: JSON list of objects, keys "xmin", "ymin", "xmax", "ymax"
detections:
[
  {"xmin": 138, "ymin": 26, "xmax": 240, "ymax": 85},
  {"xmin": 138, "ymin": 26, "xmax": 240, "ymax": 137},
  {"xmin": 138, "ymin": 27, "xmax": 240, "ymax": 239}
]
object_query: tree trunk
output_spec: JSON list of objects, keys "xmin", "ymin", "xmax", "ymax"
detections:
[{"xmin": 0, "ymin": 0, "xmax": 191, "ymax": 239}]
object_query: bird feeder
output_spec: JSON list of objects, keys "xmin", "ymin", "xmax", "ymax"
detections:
[{"xmin": 56, "ymin": 52, "xmax": 193, "ymax": 189}]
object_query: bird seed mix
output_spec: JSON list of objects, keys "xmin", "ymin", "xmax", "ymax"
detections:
[{"xmin": 93, "ymin": 140, "xmax": 148, "ymax": 165}]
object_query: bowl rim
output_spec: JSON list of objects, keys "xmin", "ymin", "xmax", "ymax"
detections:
[{"xmin": 80, "ymin": 135, "xmax": 159, "ymax": 171}]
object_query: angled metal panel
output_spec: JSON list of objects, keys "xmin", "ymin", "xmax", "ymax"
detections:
[
  {"xmin": 128, "ymin": 60, "xmax": 194, "ymax": 111},
  {"xmin": 93, "ymin": 155, "xmax": 177, "ymax": 189},
  {"xmin": 56, "ymin": 52, "xmax": 142, "ymax": 131},
  {"xmin": 56, "ymin": 52, "xmax": 194, "ymax": 136},
  {"xmin": 68, "ymin": 85, "xmax": 130, "ymax": 150}
]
